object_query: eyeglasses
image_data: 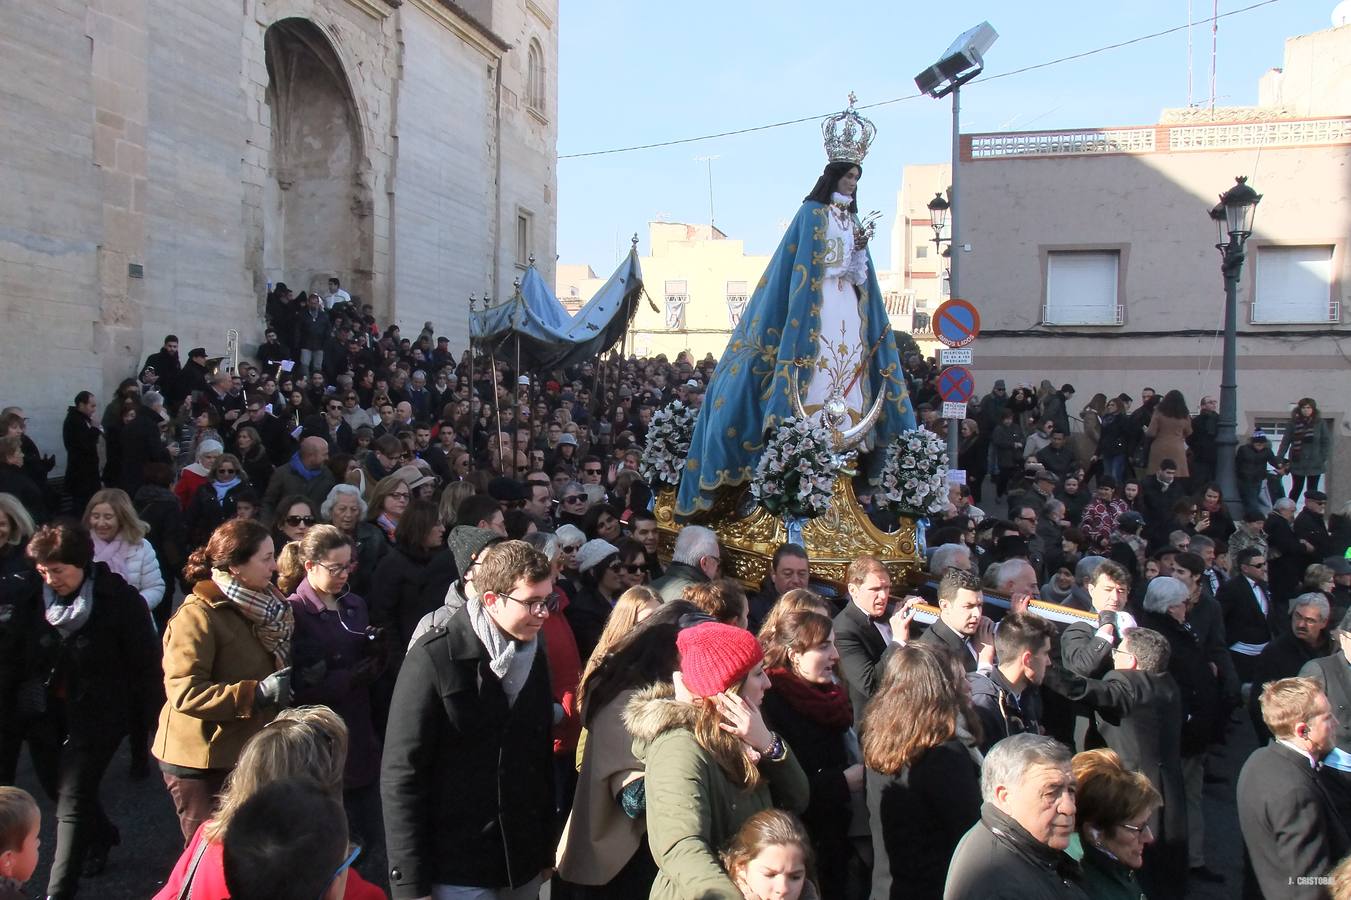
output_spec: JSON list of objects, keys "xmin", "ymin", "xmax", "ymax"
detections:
[
  {"xmin": 584, "ymin": 468, "xmax": 602, "ymax": 475},
  {"xmin": 515, "ymin": 466, "xmax": 530, "ymax": 473},
  {"xmin": 328, "ymin": 404, "xmax": 343, "ymax": 411},
  {"xmin": 285, "ymin": 515, "xmax": 317, "ymax": 526},
  {"xmin": 316, "ymin": 560, "xmax": 357, "ymax": 576},
  {"xmin": 319, "ymin": 844, "xmax": 363, "ymax": 900},
  {"xmin": 612, "ymin": 563, "xmax": 644, "ymax": 574},
  {"xmin": 560, "ymin": 544, "xmax": 581, "ymax": 553},
  {"xmin": 1246, "ymin": 561, "xmax": 1268, "ymax": 569},
  {"xmin": 1018, "ymin": 516, "xmax": 1037, "ymax": 524},
  {"xmin": 216, "ymin": 468, "xmax": 237, "ymax": 475},
  {"xmin": 388, "ymin": 491, "xmax": 411, "ymax": 500},
  {"xmin": 1118, "ymin": 821, "xmax": 1153, "ymax": 839},
  {"xmin": 501, "ymin": 593, "xmax": 552, "ymax": 616},
  {"xmin": 564, "ymin": 494, "xmax": 586, "ymax": 504}
]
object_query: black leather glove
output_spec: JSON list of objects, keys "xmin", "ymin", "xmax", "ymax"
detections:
[
  {"xmin": 254, "ymin": 667, "xmax": 292, "ymax": 709},
  {"xmin": 297, "ymin": 659, "xmax": 328, "ymax": 689}
]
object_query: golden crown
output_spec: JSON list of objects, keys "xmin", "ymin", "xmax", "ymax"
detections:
[{"xmin": 822, "ymin": 92, "xmax": 876, "ymax": 165}]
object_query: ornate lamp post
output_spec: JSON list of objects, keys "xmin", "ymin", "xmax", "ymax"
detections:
[{"xmin": 1209, "ymin": 176, "xmax": 1262, "ymax": 520}]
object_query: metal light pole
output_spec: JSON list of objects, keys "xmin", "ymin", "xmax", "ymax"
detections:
[
  {"xmin": 945, "ymin": 86, "xmax": 962, "ymax": 466},
  {"xmin": 1209, "ymin": 176, "xmax": 1262, "ymax": 521}
]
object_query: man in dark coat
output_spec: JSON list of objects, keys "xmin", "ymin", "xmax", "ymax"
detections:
[
  {"xmin": 1075, "ymin": 627, "xmax": 1189, "ymax": 899},
  {"xmin": 1295, "ymin": 491, "xmax": 1333, "ymax": 561},
  {"xmin": 143, "ymin": 334, "xmax": 183, "ymax": 407},
  {"xmin": 916, "ymin": 565, "xmax": 990, "ymax": 674},
  {"xmin": 1267, "ymin": 499, "xmax": 1308, "ymax": 606},
  {"xmin": 943, "ymin": 734, "xmax": 1089, "ymax": 900},
  {"xmin": 967, "ymin": 613, "xmax": 1056, "ymax": 753},
  {"xmin": 62, "ymin": 391, "xmax": 103, "ymax": 513},
  {"xmin": 1248, "ymin": 593, "xmax": 1331, "ymax": 743},
  {"xmin": 1237, "ymin": 676, "xmax": 1350, "ymax": 900},
  {"xmin": 381, "ymin": 541, "xmax": 555, "ymax": 899},
  {"xmin": 1188, "ymin": 396, "xmax": 1219, "ymax": 486},
  {"xmin": 300, "ymin": 396, "xmax": 356, "ymax": 455},
  {"xmin": 178, "ymin": 347, "xmax": 211, "ymax": 402},
  {"xmin": 747, "ymin": 543, "xmax": 810, "ymax": 633},
  {"xmin": 834, "ymin": 556, "xmax": 918, "ymax": 724},
  {"xmin": 117, "ymin": 398, "xmax": 171, "ymax": 496},
  {"xmin": 1217, "ymin": 548, "xmax": 1281, "ymax": 687}
]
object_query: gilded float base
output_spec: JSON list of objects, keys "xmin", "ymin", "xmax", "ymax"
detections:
[{"xmin": 652, "ymin": 477, "xmax": 924, "ymax": 593}]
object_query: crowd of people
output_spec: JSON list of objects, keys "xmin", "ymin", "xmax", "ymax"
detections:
[{"xmin": 0, "ymin": 293, "xmax": 1347, "ymax": 900}]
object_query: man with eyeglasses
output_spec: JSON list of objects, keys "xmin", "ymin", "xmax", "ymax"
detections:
[
  {"xmin": 580, "ymin": 456, "xmax": 605, "ymax": 488},
  {"xmin": 1072, "ymin": 627, "xmax": 1189, "ymax": 892},
  {"xmin": 1217, "ymin": 548, "xmax": 1279, "ymax": 688},
  {"xmin": 383, "ymin": 541, "xmax": 557, "ymax": 900}
]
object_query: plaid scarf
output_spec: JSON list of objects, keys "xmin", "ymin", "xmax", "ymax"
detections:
[
  {"xmin": 1288, "ymin": 415, "xmax": 1314, "ymax": 460},
  {"xmin": 211, "ymin": 569, "xmax": 294, "ymax": 667}
]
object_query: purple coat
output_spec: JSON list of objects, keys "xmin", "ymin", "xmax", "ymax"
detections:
[{"xmin": 287, "ymin": 580, "xmax": 382, "ymax": 789}]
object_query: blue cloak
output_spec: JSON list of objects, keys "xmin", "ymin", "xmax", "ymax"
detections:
[{"xmin": 675, "ymin": 200, "xmax": 916, "ymax": 518}]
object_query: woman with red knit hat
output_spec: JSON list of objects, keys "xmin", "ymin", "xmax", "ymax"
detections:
[{"xmin": 624, "ymin": 620, "xmax": 808, "ymax": 900}]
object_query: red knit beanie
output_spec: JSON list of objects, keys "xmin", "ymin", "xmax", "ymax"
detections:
[{"xmin": 676, "ymin": 622, "xmax": 763, "ymax": 698}]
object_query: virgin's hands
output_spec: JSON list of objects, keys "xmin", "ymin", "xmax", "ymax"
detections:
[{"xmin": 716, "ymin": 691, "xmax": 772, "ymax": 754}]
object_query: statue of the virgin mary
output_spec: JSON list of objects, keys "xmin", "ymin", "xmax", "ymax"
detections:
[{"xmin": 675, "ymin": 97, "xmax": 917, "ymax": 518}]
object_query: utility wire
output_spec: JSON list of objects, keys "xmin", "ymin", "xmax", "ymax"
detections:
[{"xmin": 559, "ymin": 0, "xmax": 1282, "ymax": 160}]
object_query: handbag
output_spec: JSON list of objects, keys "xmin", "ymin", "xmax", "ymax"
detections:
[{"xmin": 14, "ymin": 675, "xmax": 49, "ymax": 720}]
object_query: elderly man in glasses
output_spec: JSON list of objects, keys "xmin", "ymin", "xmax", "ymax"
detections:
[{"xmin": 383, "ymin": 541, "xmax": 557, "ymax": 900}]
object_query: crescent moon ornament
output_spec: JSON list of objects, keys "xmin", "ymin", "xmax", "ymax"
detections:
[{"xmin": 785, "ymin": 363, "xmax": 884, "ymax": 452}]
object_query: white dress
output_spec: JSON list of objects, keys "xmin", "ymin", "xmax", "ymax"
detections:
[{"xmin": 804, "ymin": 192, "xmax": 871, "ymax": 424}]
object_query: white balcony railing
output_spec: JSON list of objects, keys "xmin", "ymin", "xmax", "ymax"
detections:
[
  {"xmin": 969, "ymin": 117, "xmax": 1351, "ymax": 159},
  {"xmin": 1042, "ymin": 303, "xmax": 1125, "ymax": 326}
]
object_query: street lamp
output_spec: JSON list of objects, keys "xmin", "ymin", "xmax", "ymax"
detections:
[
  {"xmin": 927, "ymin": 192, "xmax": 952, "ymax": 298},
  {"xmin": 1209, "ymin": 176, "xmax": 1262, "ymax": 520}
]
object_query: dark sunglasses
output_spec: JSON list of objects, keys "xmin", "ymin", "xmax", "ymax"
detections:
[
  {"xmin": 612, "ymin": 563, "xmax": 644, "ymax": 574},
  {"xmin": 285, "ymin": 515, "xmax": 317, "ymax": 526},
  {"xmin": 216, "ymin": 468, "xmax": 237, "ymax": 475},
  {"xmin": 564, "ymin": 494, "xmax": 586, "ymax": 504}
]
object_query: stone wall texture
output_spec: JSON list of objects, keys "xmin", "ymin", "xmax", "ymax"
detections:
[{"xmin": 0, "ymin": 0, "xmax": 558, "ymax": 465}]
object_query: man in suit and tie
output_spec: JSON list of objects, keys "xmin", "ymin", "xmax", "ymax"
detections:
[
  {"xmin": 1237, "ymin": 676, "xmax": 1350, "ymax": 900},
  {"xmin": 833, "ymin": 555, "xmax": 922, "ymax": 723},
  {"xmin": 916, "ymin": 565, "xmax": 993, "ymax": 674},
  {"xmin": 1216, "ymin": 547, "xmax": 1279, "ymax": 687}
]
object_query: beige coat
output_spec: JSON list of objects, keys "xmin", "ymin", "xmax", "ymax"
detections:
[
  {"xmin": 1146, "ymin": 412, "xmax": 1193, "ymax": 477},
  {"xmin": 556, "ymin": 686, "xmax": 649, "ymax": 885},
  {"xmin": 152, "ymin": 580, "xmax": 277, "ymax": 770}
]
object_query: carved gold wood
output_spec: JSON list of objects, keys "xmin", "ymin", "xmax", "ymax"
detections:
[{"xmin": 653, "ymin": 476, "xmax": 924, "ymax": 593}]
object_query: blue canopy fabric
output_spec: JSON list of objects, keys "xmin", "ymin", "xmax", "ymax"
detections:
[{"xmin": 471, "ymin": 246, "xmax": 643, "ymax": 371}]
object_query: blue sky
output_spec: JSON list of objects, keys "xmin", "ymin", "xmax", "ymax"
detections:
[{"xmin": 556, "ymin": 0, "xmax": 1328, "ymax": 274}]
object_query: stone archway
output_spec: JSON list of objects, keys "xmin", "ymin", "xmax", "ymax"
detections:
[{"xmin": 262, "ymin": 18, "xmax": 372, "ymax": 303}]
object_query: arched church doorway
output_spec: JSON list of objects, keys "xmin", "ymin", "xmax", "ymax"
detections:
[{"xmin": 262, "ymin": 18, "xmax": 372, "ymax": 306}]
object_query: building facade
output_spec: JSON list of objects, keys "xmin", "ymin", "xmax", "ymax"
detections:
[
  {"xmin": 957, "ymin": 24, "xmax": 1349, "ymax": 497},
  {"xmin": 883, "ymin": 162, "xmax": 952, "ymax": 356},
  {"xmin": 2, "ymin": 0, "xmax": 557, "ymax": 462}
]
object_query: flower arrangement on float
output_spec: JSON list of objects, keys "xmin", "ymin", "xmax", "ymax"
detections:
[
  {"xmin": 876, "ymin": 428, "xmax": 950, "ymax": 517},
  {"xmin": 750, "ymin": 416, "xmax": 839, "ymax": 518},
  {"xmin": 639, "ymin": 400, "xmax": 696, "ymax": 488}
]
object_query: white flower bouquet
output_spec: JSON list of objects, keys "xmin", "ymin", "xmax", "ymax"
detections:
[
  {"xmin": 876, "ymin": 428, "xmax": 950, "ymax": 516},
  {"xmin": 638, "ymin": 400, "xmax": 696, "ymax": 488},
  {"xmin": 750, "ymin": 416, "xmax": 839, "ymax": 518}
]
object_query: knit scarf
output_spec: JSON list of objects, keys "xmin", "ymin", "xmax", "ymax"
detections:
[
  {"xmin": 288, "ymin": 452, "xmax": 324, "ymax": 481},
  {"xmin": 465, "ymin": 595, "xmax": 538, "ymax": 706},
  {"xmin": 212, "ymin": 476, "xmax": 241, "ymax": 500},
  {"xmin": 44, "ymin": 573, "xmax": 96, "ymax": 638},
  {"xmin": 211, "ymin": 569, "xmax": 294, "ymax": 667},
  {"xmin": 92, "ymin": 535, "xmax": 133, "ymax": 581},
  {"xmin": 376, "ymin": 513, "xmax": 398, "ymax": 542},
  {"xmin": 1288, "ymin": 415, "xmax": 1314, "ymax": 460},
  {"xmin": 766, "ymin": 666, "xmax": 853, "ymax": 730}
]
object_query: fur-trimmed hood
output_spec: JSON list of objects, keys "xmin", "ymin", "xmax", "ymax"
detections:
[{"xmin": 621, "ymin": 681, "xmax": 692, "ymax": 760}]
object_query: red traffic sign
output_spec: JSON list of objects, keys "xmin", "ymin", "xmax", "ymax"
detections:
[
  {"xmin": 933, "ymin": 298, "xmax": 981, "ymax": 349},
  {"xmin": 937, "ymin": 365, "xmax": 975, "ymax": 404}
]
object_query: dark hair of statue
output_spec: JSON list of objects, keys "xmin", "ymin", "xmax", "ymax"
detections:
[{"xmin": 804, "ymin": 161, "xmax": 861, "ymax": 212}]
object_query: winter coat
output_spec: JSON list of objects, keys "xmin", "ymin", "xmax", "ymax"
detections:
[
  {"xmin": 648, "ymin": 560, "xmax": 708, "ymax": 604},
  {"xmin": 381, "ymin": 605, "xmax": 554, "ymax": 897},
  {"xmin": 134, "ymin": 484, "xmax": 187, "ymax": 597},
  {"xmin": 625, "ymin": 685, "xmax": 809, "ymax": 900},
  {"xmin": 368, "ymin": 546, "xmax": 447, "ymax": 654},
  {"xmin": 103, "ymin": 537, "xmax": 166, "ymax": 615},
  {"xmin": 1145, "ymin": 412, "xmax": 1192, "ymax": 477},
  {"xmin": 185, "ymin": 482, "xmax": 249, "ymax": 549},
  {"xmin": 0, "ymin": 563, "xmax": 161, "ymax": 749},
  {"xmin": 566, "ymin": 582, "xmax": 616, "ymax": 663},
  {"xmin": 991, "ymin": 423, "xmax": 1025, "ymax": 470},
  {"xmin": 61, "ymin": 406, "xmax": 102, "ymax": 501},
  {"xmin": 1139, "ymin": 611, "xmax": 1220, "ymax": 755},
  {"xmin": 0, "ymin": 463, "xmax": 47, "ymax": 524},
  {"xmin": 868, "ymin": 737, "xmax": 982, "ymax": 900},
  {"xmin": 295, "ymin": 308, "xmax": 332, "ymax": 351},
  {"xmin": 944, "ymin": 802, "xmax": 1089, "ymax": 900},
  {"xmin": 152, "ymin": 579, "xmax": 278, "ymax": 771},
  {"xmin": 260, "ymin": 458, "xmax": 336, "ymax": 524},
  {"xmin": 1279, "ymin": 416, "xmax": 1331, "ymax": 476},
  {"xmin": 1096, "ymin": 412, "xmax": 1128, "ymax": 458}
]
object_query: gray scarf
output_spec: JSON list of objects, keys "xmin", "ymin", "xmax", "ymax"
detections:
[
  {"xmin": 465, "ymin": 596, "xmax": 538, "ymax": 706},
  {"xmin": 44, "ymin": 574, "xmax": 96, "ymax": 637}
]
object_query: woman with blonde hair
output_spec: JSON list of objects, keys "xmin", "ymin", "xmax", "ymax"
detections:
[
  {"xmin": 84, "ymin": 487, "xmax": 165, "ymax": 617},
  {"xmin": 721, "ymin": 809, "xmax": 817, "ymax": 900},
  {"xmin": 0, "ymin": 492, "xmax": 36, "ymax": 578},
  {"xmin": 863, "ymin": 642, "xmax": 982, "ymax": 900},
  {"xmin": 1069, "ymin": 748, "xmax": 1162, "ymax": 900},
  {"xmin": 278, "ymin": 526, "xmax": 385, "ymax": 881},
  {"xmin": 152, "ymin": 706, "xmax": 384, "ymax": 899},
  {"xmin": 628, "ymin": 620, "xmax": 808, "ymax": 900},
  {"xmin": 438, "ymin": 480, "xmax": 476, "ymax": 529},
  {"xmin": 579, "ymin": 585, "xmax": 662, "ymax": 697}
]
